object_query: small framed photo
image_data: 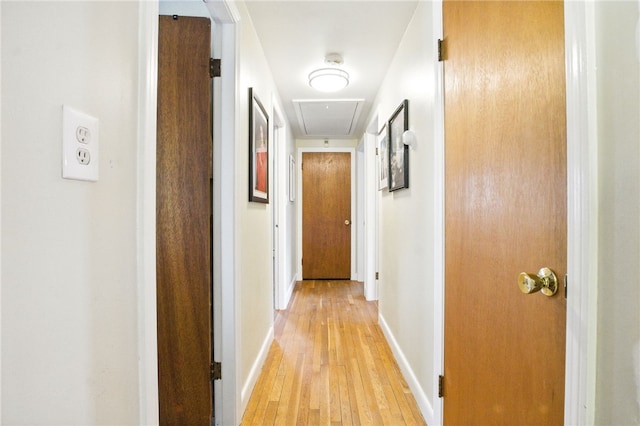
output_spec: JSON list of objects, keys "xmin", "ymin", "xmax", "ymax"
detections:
[
  {"xmin": 249, "ymin": 88, "xmax": 269, "ymax": 203},
  {"xmin": 377, "ymin": 124, "xmax": 388, "ymax": 190},
  {"xmin": 388, "ymin": 99, "xmax": 409, "ymax": 191}
]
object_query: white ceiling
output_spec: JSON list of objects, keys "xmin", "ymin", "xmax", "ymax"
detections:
[{"xmin": 244, "ymin": 1, "xmax": 419, "ymax": 139}]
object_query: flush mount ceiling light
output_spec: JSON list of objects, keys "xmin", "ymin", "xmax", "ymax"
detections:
[
  {"xmin": 309, "ymin": 68, "xmax": 349, "ymax": 92},
  {"xmin": 308, "ymin": 53, "xmax": 350, "ymax": 92}
]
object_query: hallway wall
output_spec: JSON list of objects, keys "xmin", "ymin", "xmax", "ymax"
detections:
[
  {"xmin": 1, "ymin": 2, "xmax": 140, "ymax": 424},
  {"xmin": 366, "ymin": 2, "xmax": 439, "ymax": 423},
  {"xmin": 594, "ymin": 1, "xmax": 640, "ymax": 423},
  {"xmin": 235, "ymin": 0, "xmax": 297, "ymax": 415}
]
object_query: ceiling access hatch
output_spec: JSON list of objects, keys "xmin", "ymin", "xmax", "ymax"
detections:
[{"xmin": 292, "ymin": 99, "xmax": 365, "ymax": 137}]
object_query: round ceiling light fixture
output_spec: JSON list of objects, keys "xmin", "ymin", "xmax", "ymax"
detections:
[
  {"xmin": 308, "ymin": 68, "xmax": 350, "ymax": 92},
  {"xmin": 308, "ymin": 53, "xmax": 349, "ymax": 92}
]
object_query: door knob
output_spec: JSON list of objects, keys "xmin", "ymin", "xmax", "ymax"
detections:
[
  {"xmin": 517, "ymin": 267, "xmax": 558, "ymax": 296},
  {"xmin": 344, "ymin": 219, "xmax": 351, "ymax": 226}
]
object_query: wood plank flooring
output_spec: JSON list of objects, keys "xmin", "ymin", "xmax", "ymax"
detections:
[{"xmin": 241, "ymin": 280, "xmax": 426, "ymax": 425}]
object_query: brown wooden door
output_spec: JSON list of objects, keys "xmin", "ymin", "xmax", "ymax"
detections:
[
  {"xmin": 443, "ymin": 2, "xmax": 567, "ymax": 424},
  {"xmin": 302, "ymin": 152, "xmax": 351, "ymax": 279},
  {"xmin": 156, "ymin": 15, "xmax": 213, "ymax": 425}
]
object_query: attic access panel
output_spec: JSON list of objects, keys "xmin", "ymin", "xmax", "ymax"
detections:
[{"xmin": 293, "ymin": 99, "xmax": 364, "ymax": 137}]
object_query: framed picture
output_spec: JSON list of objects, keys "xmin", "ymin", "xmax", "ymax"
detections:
[
  {"xmin": 289, "ymin": 155, "xmax": 296, "ymax": 202},
  {"xmin": 249, "ymin": 88, "xmax": 269, "ymax": 203},
  {"xmin": 388, "ymin": 99, "xmax": 409, "ymax": 191},
  {"xmin": 377, "ymin": 124, "xmax": 388, "ymax": 190}
]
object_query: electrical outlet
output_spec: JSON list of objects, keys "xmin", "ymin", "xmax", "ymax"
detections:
[
  {"xmin": 76, "ymin": 126, "xmax": 91, "ymax": 144},
  {"xmin": 76, "ymin": 148, "xmax": 91, "ymax": 165},
  {"xmin": 62, "ymin": 105, "xmax": 99, "ymax": 181}
]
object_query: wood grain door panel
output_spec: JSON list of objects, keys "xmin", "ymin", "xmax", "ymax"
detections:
[
  {"xmin": 302, "ymin": 152, "xmax": 351, "ymax": 279},
  {"xmin": 157, "ymin": 15, "xmax": 212, "ymax": 425},
  {"xmin": 443, "ymin": 2, "xmax": 567, "ymax": 424}
]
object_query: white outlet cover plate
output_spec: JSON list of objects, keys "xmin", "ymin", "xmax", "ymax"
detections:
[{"xmin": 62, "ymin": 105, "xmax": 99, "ymax": 181}]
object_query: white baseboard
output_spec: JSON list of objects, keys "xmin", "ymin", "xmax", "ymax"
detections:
[
  {"xmin": 240, "ymin": 326, "xmax": 274, "ymax": 412},
  {"xmin": 378, "ymin": 313, "xmax": 434, "ymax": 425}
]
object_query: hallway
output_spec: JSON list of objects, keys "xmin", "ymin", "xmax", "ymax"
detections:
[{"xmin": 241, "ymin": 281, "xmax": 426, "ymax": 425}]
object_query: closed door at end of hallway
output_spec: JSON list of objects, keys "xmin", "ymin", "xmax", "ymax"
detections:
[{"xmin": 302, "ymin": 152, "xmax": 351, "ymax": 279}]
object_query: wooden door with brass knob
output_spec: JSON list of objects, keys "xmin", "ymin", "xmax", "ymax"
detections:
[
  {"xmin": 443, "ymin": 1, "xmax": 567, "ymax": 424},
  {"xmin": 302, "ymin": 152, "xmax": 351, "ymax": 279}
]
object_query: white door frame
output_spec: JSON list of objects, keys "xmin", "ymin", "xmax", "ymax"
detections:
[
  {"xmin": 432, "ymin": 1, "xmax": 598, "ymax": 424},
  {"xmin": 137, "ymin": 1, "xmax": 241, "ymax": 424},
  {"xmin": 271, "ymin": 100, "xmax": 289, "ymax": 310},
  {"xmin": 296, "ymin": 147, "xmax": 357, "ymax": 281},
  {"xmin": 271, "ymin": 111, "xmax": 280, "ymax": 310},
  {"xmin": 356, "ymin": 141, "xmax": 365, "ymax": 282},
  {"xmin": 136, "ymin": 3, "xmax": 159, "ymax": 423},
  {"xmin": 363, "ymin": 115, "xmax": 380, "ymax": 301},
  {"xmin": 562, "ymin": 2, "xmax": 598, "ymax": 424}
]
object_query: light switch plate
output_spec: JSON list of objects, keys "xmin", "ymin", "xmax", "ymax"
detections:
[{"xmin": 62, "ymin": 105, "xmax": 99, "ymax": 181}]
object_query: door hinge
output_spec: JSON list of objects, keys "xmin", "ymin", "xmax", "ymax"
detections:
[
  {"xmin": 438, "ymin": 375, "xmax": 444, "ymax": 398},
  {"xmin": 211, "ymin": 361, "xmax": 222, "ymax": 381},
  {"xmin": 564, "ymin": 274, "xmax": 568, "ymax": 299},
  {"xmin": 210, "ymin": 58, "xmax": 221, "ymax": 78},
  {"xmin": 376, "ymin": 147, "xmax": 379, "ymax": 156},
  {"xmin": 437, "ymin": 39, "xmax": 445, "ymax": 62},
  {"xmin": 375, "ymin": 272, "xmax": 379, "ymax": 280}
]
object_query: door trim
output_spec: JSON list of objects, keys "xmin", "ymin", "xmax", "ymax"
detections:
[
  {"xmin": 563, "ymin": 2, "xmax": 598, "ymax": 424},
  {"xmin": 433, "ymin": 1, "xmax": 597, "ymax": 424},
  {"xmin": 362, "ymin": 116, "xmax": 380, "ymax": 301},
  {"xmin": 432, "ymin": 3, "xmax": 445, "ymax": 425},
  {"xmin": 137, "ymin": 2, "xmax": 159, "ymax": 424},
  {"xmin": 297, "ymin": 147, "xmax": 357, "ymax": 281},
  {"xmin": 271, "ymin": 99, "xmax": 289, "ymax": 310}
]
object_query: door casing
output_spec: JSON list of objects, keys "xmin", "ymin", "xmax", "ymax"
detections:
[
  {"xmin": 359, "ymin": 123, "xmax": 379, "ymax": 301},
  {"xmin": 272, "ymin": 102, "xmax": 290, "ymax": 310}
]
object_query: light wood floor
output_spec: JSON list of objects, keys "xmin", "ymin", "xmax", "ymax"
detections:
[{"xmin": 241, "ymin": 280, "xmax": 426, "ymax": 425}]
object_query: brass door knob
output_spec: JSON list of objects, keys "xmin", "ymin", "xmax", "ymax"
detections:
[
  {"xmin": 518, "ymin": 267, "xmax": 558, "ymax": 296},
  {"xmin": 344, "ymin": 219, "xmax": 351, "ymax": 226}
]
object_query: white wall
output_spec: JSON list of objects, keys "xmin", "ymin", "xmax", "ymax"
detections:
[
  {"xmin": 594, "ymin": 1, "xmax": 640, "ymax": 423},
  {"xmin": 297, "ymin": 138, "xmax": 358, "ymax": 149},
  {"xmin": 160, "ymin": 0, "xmax": 210, "ymax": 18},
  {"xmin": 234, "ymin": 0, "xmax": 296, "ymax": 416},
  {"xmin": 1, "ymin": 2, "xmax": 140, "ymax": 424},
  {"xmin": 366, "ymin": 2, "xmax": 438, "ymax": 423}
]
